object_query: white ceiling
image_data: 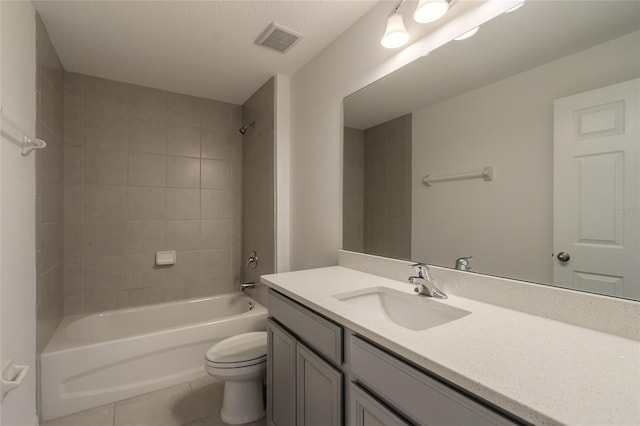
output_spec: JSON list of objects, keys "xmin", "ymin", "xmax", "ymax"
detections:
[
  {"xmin": 344, "ymin": 1, "xmax": 640, "ymax": 129},
  {"xmin": 33, "ymin": 0, "xmax": 377, "ymax": 104}
]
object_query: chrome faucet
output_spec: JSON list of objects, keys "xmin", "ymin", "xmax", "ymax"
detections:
[
  {"xmin": 455, "ymin": 256, "xmax": 473, "ymax": 271},
  {"xmin": 408, "ymin": 263, "xmax": 447, "ymax": 299},
  {"xmin": 240, "ymin": 281, "xmax": 256, "ymax": 291}
]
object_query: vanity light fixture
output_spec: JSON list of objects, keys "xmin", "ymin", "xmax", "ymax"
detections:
[
  {"xmin": 381, "ymin": 10, "xmax": 410, "ymax": 48},
  {"xmin": 413, "ymin": 0, "xmax": 450, "ymax": 24},
  {"xmin": 453, "ymin": 26, "xmax": 479, "ymax": 41}
]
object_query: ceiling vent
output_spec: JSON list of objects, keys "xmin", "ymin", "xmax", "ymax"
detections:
[{"xmin": 256, "ymin": 23, "xmax": 302, "ymax": 54}]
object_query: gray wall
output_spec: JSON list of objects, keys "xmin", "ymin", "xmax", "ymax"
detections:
[
  {"xmin": 363, "ymin": 114, "xmax": 412, "ymax": 260},
  {"xmin": 241, "ymin": 78, "xmax": 275, "ymax": 306},
  {"xmin": 63, "ymin": 72, "xmax": 244, "ymax": 314},
  {"xmin": 35, "ymin": 13, "xmax": 64, "ymax": 416},
  {"xmin": 343, "ymin": 127, "xmax": 364, "ymax": 252}
]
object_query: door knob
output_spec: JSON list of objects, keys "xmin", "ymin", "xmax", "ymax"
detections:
[{"xmin": 557, "ymin": 252, "xmax": 571, "ymax": 262}]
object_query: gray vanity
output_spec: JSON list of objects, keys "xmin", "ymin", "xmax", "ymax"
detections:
[
  {"xmin": 261, "ymin": 254, "xmax": 639, "ymax": 426},
  {"xmin": 266, "ymin": 288, "xmax": 522, "ymax": 426}
]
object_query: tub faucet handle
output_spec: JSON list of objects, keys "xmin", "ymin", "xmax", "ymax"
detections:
[{"xmin": 247, "ymin": 251, "xmax": 258, "ymax": 269}]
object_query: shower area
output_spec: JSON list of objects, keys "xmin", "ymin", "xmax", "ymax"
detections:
[{"xmin": 34, "ymin": 16, "xmax": 277, "ymax": 421}]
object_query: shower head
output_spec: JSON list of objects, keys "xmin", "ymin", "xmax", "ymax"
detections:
[{"xmin": 239, "ymin": 121, "xmax": 256, "ymax": 135}]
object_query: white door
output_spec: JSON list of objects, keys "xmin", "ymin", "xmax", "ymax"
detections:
[{"xmin": 553, "ymin": 78, "xmax": 640, "ymax": 299}]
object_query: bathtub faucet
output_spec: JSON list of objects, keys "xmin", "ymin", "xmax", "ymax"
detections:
[{"xmin": 241, "ymin": 282, "xmax": 256, "ymax": 291}]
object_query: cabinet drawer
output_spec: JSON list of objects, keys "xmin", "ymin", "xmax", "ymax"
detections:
[
  {"xmin": 349, "ymin": 383, "xmax": 410, "ymax": 426},
  {"xmin": 269, "ymin": 289, "xmax": 342, "ymax": 364},
  {"xmin": 349, "ymin": 336, "xmax": 519, "ymax": 426}
]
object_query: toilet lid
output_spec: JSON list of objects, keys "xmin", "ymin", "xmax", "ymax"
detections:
[{"xmin": 206, "ymin": 331, "xmax": 267, "ymax": 364}]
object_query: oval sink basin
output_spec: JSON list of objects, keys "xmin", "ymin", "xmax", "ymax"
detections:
[{"xmin": 333, "ymin": 287, "xmax": 470, "ymax": 331}]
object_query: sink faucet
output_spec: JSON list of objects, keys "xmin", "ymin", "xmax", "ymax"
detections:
[
  {"xmin": 408, "ymin": 263, "xmax": 447, "ymax": 299},
  {"xmin": 455, "ymin": 256, "xmax": 473, "ymax": 271}
]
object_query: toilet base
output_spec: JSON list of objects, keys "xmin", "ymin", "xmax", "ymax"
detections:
[{"xmin": 220, "ymin": 379, "xmax": 265, "ymax": 424}]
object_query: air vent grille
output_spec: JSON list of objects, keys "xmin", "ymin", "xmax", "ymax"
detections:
[{"xmin": 256, "ymin": 23, "xmax": 302, "ymax": 54}]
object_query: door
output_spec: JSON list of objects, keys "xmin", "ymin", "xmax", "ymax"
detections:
[
  {"xmin": 266, "ymin": 319, "xmax": 296, "ymax": 426},
  {"xmin": 349, "ymin": 383, "xmax": 409, "ymax": 426},
  {"xmin": 296, "ymin": 343, "xmax": 342, "ymax": 426},
  {"xmin": 554, "ymin": 78, "xmax": 639, "ymax": 299}
]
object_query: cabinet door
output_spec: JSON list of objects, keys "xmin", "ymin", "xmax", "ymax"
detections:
[
  {"xmin": 267, "ymin": 319, "xmax": 297, "ymax": 426},
  {"xmin": 297, "ymin": 343, "xmax": 343, "ymax": 426},
  {"xmin": 349, "ymin": 383, "xmax": 409, "ymax": 426}
]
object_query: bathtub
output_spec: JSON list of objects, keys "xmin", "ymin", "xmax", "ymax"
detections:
[{"xmin": 41, "ymin": 293, "xmax": 267, "ymax": 421}]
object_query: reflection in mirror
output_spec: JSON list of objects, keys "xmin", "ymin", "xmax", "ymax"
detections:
[{"xmin": 343, "ymin": 1, "xmax": 640, "ymax": 300}]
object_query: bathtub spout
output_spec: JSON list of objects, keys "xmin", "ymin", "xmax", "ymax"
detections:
[{"xmin": 241, "ymin": 282, "xmax": 256, "ymax": 291}]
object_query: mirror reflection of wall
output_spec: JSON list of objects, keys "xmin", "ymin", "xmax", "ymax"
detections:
[
  {"xmin": 343, "ymin": 1, "xmax": 640, "ymax": 301},
  {"xmin": 344, "ymin": 115, "xmax": 412, "ymax": 260}
]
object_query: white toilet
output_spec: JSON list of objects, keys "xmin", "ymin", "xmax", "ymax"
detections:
[{"xmin": 205, "ymin": 331, "xmax": 267, "ymax": 424}]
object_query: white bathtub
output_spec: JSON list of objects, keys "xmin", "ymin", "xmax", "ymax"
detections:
[{"xmin": 41, "ymin": 293, "xmax": 267, "ymax": 420}]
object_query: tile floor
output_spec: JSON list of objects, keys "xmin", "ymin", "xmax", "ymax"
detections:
[{"xmin": 43, "ymin": 376, "xmax": 266, "ymax": 426}]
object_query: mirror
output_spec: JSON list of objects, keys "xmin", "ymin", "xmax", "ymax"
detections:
[{"xmin": 343, "ymin": 1, "xmax": 640, "ymax": 301}]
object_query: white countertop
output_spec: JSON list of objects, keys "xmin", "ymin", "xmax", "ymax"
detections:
[{"xmin": 261, "ymin": 266, "xmax": 640, "ymax": 426}]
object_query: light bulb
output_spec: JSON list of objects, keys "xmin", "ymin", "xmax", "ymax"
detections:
[
  {"xmin": 454, "ymin": 26, "xmax": 479, "ymax": 41},
  {"xmin": 381, "ymin": 11, "xmax": 409, "ymax": 49},
  {"xmin": 414, "ymin": 0, "xmax": 449, "ymax": 24}
]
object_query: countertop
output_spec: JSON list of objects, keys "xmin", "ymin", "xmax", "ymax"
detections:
[{"xmin": 261, "ymin": 266, "xmax": 640, "ymax": 426}]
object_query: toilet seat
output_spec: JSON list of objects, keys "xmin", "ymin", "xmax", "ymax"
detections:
[{"xmin": 206, "ymin": 331, "xmax": 267, "ymax": 369}]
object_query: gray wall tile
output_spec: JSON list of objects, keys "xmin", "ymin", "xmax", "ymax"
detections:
[
  {"xmin": 128, "ymin": 152, "xmax": 166, "ymax": 187},
  {"xmin": 167, "ymin": 220, "xmax": 201, "ymax": 251},
  {"xmin": 84, "ymin": 110, "xmax": 128, "ymax": 152},
  {"xmin": 62, "ymin": 72, "xmax": 244, "ymax": 315},
  {"xmin": 201, "ymin": 189, "xmax": 232, "ymax": 220},
  {"xmin": 167, "ymin": 156, "xmax": 200, "ymax": 188},
  {"xmin": 84, "ymin": 149, "xmax": 127, "ymax": 185},
  {"xmin": 126, "ymin": 220, "xmax": 167, "ymax": 255},
  {"xmin": 84, "ymin": 185, "xmax": 127, "ymax": 221},
  {"xmin": 128, "ymin": 86, "xmax": 167, "ymax": 121},
  {"xmin": 128, "ymin": 118, "xmax": 166, "ymax": 155},
  {"xmin": 200, "ymin": 220, "xmax": 231, "ymax": 250},
  {"xmin": 200, "ymin": 129, "xmax": 231, "ymax": 160},
  {"xmin": 128, "ymin": 187, "xmax": 166, "ymax": 220},
  {"xmin": 201, "ymin": 159, "xmax": 230, "ymax": 189},
  {"xmin": 167, "ymin": 188, "xmax": 200, "ymax": 220},
  {"xmin": 167, "ymin": 125, "xmax": 200, "ymax": 158}
]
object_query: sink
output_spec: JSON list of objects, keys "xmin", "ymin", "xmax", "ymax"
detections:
[{"xmin": 333, "ymin": 287, "xmax": 470, "ymax": 331}]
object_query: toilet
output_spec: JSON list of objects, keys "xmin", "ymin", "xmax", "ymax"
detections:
[{"xmin": 205, "ymin": 331, "xmax": 267, "ymax": 424}]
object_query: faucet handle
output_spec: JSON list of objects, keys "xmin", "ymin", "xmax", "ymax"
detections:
[
  {"xmin": 455, "ymin": 256, "xmax": 473, "ymax": 271},
  {"xmin": 409, "ymin": 262, "xmax": 431, "ymax": 280}
]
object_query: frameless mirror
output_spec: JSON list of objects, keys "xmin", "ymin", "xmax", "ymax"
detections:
[{"xmin": 343, "ymin": 1, "xmax": 640, "ymax": 301}]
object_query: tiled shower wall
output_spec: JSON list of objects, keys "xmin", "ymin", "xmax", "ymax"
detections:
[
  {"xmin": 363, "ymin": 114, "xmax": 412, "ymax": 260},
  {"xmin": 63, "ymin": 73, "xmax": 243, "ymax": 314},
  {"xmin": 35, "ymin": 14, "xmax": 64, "ymax": 355},
  {"xmin": 241, "ymin": 78, "xmax": 275, "ymax": 306},
  {"xmin": 343, "ymin": 127, "xmax": 364, "ymax": 252}
]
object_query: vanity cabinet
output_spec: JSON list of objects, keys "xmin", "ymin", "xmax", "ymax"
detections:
[
  {"xmin": 296, "ymin": 342, "xmax": 343, "ymax": 425},
  {"xmin": 349, "ymin": 383, "xmax": 409, "ymax": 426},
  {"xmin": 267, "ymin": 289, "xmax": 344, "ymax": 426},
  {"xmin": 267, "ymin": 289, "xmax": 522, "ymax": 426},
  {"xmin": 266, "ymin": 319, "xmax": 296, "ymax": 426},
  {"xmin": 266, "ymin": 318, "xmax": 343, "ymax": 426}
]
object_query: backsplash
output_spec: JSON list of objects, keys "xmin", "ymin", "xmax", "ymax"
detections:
[{"xmin": 63, "ymin": 73, "xmax": 243, "ymax": 314}]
